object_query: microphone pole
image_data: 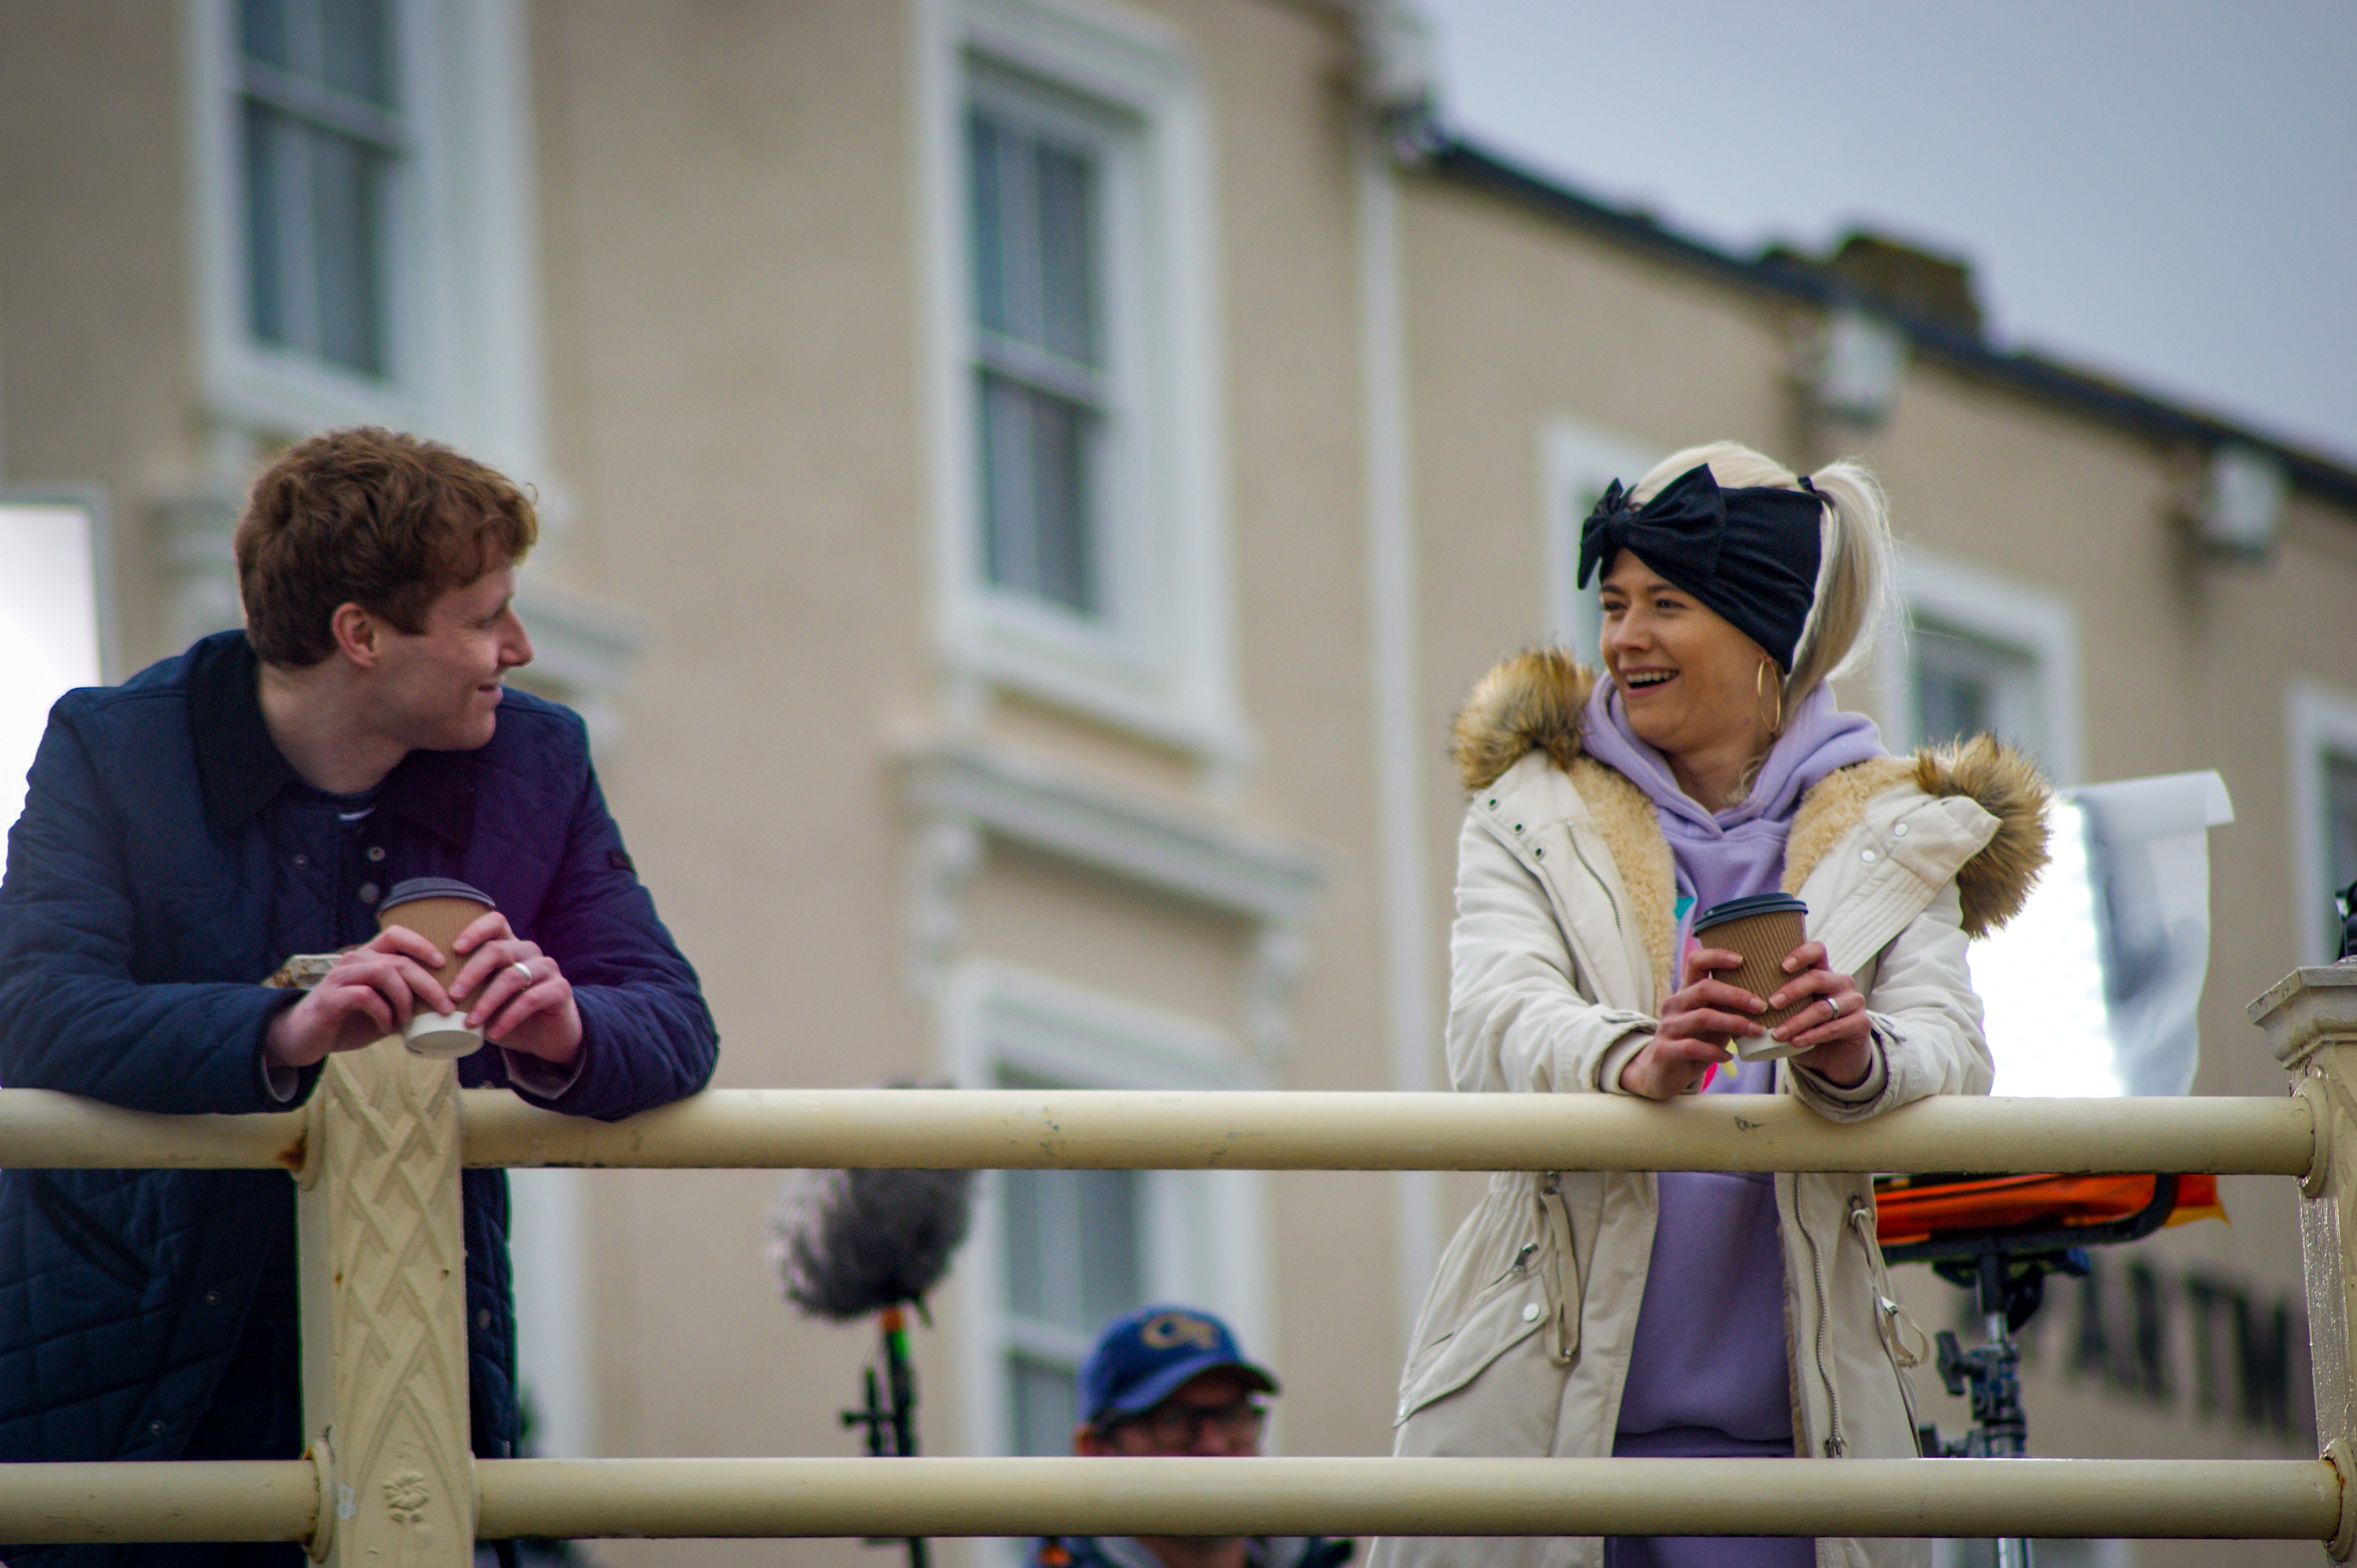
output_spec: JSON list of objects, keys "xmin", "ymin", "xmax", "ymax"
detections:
[{"xmin": 841, "ymin": 1302, "xmax": 929, "ymax": 1568}]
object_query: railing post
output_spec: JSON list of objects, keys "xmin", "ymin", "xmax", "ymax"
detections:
[
  {"xmin": 2252, "ymin": 964, "xmax": 2357, "ymax": 1559},
  {"xmin": 295, "ymin": 1037, "xmax": 476, "ymax": 1565}
]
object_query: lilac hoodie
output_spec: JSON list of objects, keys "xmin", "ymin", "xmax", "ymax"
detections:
[{"xmin": 1579, "ymin": 679, "xmax": 1885, "ymax": 1459}]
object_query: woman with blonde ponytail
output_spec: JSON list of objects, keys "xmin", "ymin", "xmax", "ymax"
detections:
[{"xmin": 1368, "ymin": 444, "xmax": 2051, "ymax": 1568}]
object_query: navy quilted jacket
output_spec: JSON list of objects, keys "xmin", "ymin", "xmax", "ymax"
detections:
[{"xmin": 0, "ymin": 631, "xmax": 718, "ymax": 1497}]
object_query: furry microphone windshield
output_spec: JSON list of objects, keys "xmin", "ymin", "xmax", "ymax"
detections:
[{"xmin": 767, "ymin": 1165, "xmax": 976, "ymax": 1321}]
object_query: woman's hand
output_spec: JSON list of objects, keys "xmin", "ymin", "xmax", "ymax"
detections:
[
  {"xmin": 1617, "ymin": 945, "xmax": 1765, "ymax": 1099},
  {"xmin": 1767, "ymin": 940, "xmax": 1874, "ymax": 1089},
  {"xmin": 262, "ymin": 927, "xmax": 453, "ymax": 1071},
  {"xmin": 447, "ymin": 912, "xmax": 583, "ymax": 1066}
]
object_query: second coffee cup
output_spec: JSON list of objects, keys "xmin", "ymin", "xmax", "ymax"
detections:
[
  {"xmin": 1690, "ymin": 892, "xmax": 1811, "ymax": 1063},
  {"xmin": 375, "ymin": 877, "xmax": 498, "ymax": 1058}
]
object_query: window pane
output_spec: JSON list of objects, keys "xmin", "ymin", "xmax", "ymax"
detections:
[
  {"xmin": 1912, "ymin": 624, "xmax": 2037, "ymax": 755},
  {"xmin": 978, "ymin": 372, "xmax": 1097, "ymax": 614},
  {"xmin": 318, "ymin": 0, "xmax": 395, "ymax": 108},
  {"xmin": 241, "ymin": 100, "xmax": 392, "ymax": 378},
  {"xmin": 1009, "ymin": 1354, "xmax": 1079, "ymax": 1456},
  {"xmin": 307, "ymin": 126, "xmax": 389, "ymax": 375},
  {"xmin": 2325, "ymin": 754, "xmax": 2357, "ymax": 953},
  {"xmin": 239, "ymin": 0, "xmax": 294, "ymax": 71},
  {"xmin": 1002, "ymin": 1167, "xmax": 1141, "ymax": 1337},
  {"xmin": 1915, "ymin": 664, "xmax": 1992, "ymax": 750},
  {"xmin": 1032, "ymin": 139, "xmax": 1097, "ymax": 366},
  {"xmin": 965, "ymin": 104, "xmax": 1102, "ymax": 367},
  {"xmin": 967, "ymin": 112, "xmax": 1015, "ymax": 341},
  {"xmin": 243, "ymin": 101, "xmax": 296, "ymax": 350}
]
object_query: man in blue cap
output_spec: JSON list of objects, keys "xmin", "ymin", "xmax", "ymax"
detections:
[{"xmin": 1033, "ymin": 1304, "xmax": 1353, "ymax": 1568}]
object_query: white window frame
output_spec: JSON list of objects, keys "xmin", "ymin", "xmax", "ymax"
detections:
[
  {"xmin": 1887, "ymin": 548, "xmax": 2083, "ymax": 787},
  {"xmin": 917, "ymin": 0, "xmax": 1244, "ymax": 770},
  {"xmin": 942, "ymin": 962, "xmax": 1271, "ymax": 1482},
  {"xmin": 183, "ymin": 0, "xmax": 549, "ymax": 482},
  {"xmin": 1541, "ymin": 419, "xmax": 1657, "ymax": 661},
  {"xmin": 2286, "ymin": 680, "xmax": 2357, "ymax": 967}
]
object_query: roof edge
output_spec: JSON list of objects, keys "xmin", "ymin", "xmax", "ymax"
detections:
[{"xmin": 1416, "ymin": 132, "xmax": 2357, "ymax": 513}]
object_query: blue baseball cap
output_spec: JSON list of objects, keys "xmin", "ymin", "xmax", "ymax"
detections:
[{"xmin": 1077, "ymin": 1305, "xmax": 1278, "ymax": 1427}]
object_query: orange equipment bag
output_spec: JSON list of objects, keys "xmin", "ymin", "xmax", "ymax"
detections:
[{"xmin": 1874, "ymin": 1171, "xmax": 2224, "ymax": 1251}]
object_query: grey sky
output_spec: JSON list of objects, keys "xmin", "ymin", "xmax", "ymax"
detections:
[{"xmin": 1419, "ymin": 0, "xmax": 2357, "ymax": 466}]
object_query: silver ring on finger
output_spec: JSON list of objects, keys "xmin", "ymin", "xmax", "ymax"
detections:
[
  {"xmin": 510, "ymin": 960, "xmax": 534, "ymax": 986},
  {"xmin": 1825, "ymin": 994, "xmax": 1843, "ymax": 1019}
]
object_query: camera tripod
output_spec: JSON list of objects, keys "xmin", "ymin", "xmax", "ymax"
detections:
[{"xmin": 1888, "ymin": 1174, "xmax": 2180, "ymax": 1568}]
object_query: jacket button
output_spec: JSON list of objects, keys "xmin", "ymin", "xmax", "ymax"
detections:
[
  {"xmin": 1533, "ymin": 846, "xmax": 1544, "ymax": 858},
  {"xmin": 1861, "ymin": 849, "xmax": 1879, "ymax": 864},
  {"xmin": 149, "ymin": 1419, "xmax": 167, "ymax": 1435},
  {"xmin": 1487, "ymin": 798, "xmax": 1498, "ymax": 808},
  {"xmin": 1521, "ymin": 1303, "xmax": 1542, "ymax": 1322},
  {"xmin": 202, "ymin": 1289, "xmax": 221, "ymax": 1306},
  {"xmin": 478, "ymin": 1308, "xmax": 493, "ymax": 1329},
  {"xmin": 292, "ymin": 854, "xmax": 309, "ymax": 869},
  {"xmin": 1891, "ymin": 823, "xmax": 1909, "ymax": 838},
  {"xmin": 1512, "ymin": 824, "xmax": 1524, "ymax": 834},
  {"xmin": 359, "ymin": 882, "xmax": 380, "ymax": 904},
  {"xmin": 366, "ymin": 845, "xmax": 387, "ymax": 862}
]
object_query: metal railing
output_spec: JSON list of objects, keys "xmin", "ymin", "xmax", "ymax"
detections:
[{"xmin": 5, "ymin": 960, "xmax": 2357, "ymax": 1562}]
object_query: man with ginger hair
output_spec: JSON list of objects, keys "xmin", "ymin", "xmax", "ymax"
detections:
[{"xmin": 0, "ymin": 427, "xmax": 717, "ymax": 1566}]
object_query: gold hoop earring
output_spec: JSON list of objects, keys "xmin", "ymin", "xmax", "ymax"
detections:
[{"xmin": 1756, "ymin": 659, "xmax": 1785, "ymax": 738}]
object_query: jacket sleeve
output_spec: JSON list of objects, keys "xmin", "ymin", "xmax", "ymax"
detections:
[
  {"xmin": 1789, "ymin": 880, "xmax": 1993, "ymax": 1122},
  {"xmin": 0, "ymin": 710, "xmax": 310, "ymax": 1113},
  {"xmin": 507, "ymin": 754, "xmax": 719, "ymax": 1122},
  {"xmin": 1446, "ymin": 811, "xmax": 1653, "ymax": 1095}
]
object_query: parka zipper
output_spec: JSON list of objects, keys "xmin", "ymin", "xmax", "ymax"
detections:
[
  {"xmin": 1849, "ymin": 1192, "xmax": 1930, "ymax": 1444},
  {"xmin": 1796, "ymin": 1181, "xmax": 1845, "ymax": 1457},
  {"xmin": 1538, "ymin": 1174, "xmax": 1582, "ymax": 1365},
  {"xmin": 1848, "ymin": 1193, "xmax": 1930, "ymax": 1370}
]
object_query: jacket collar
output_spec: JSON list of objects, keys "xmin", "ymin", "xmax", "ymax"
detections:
[{"xmin": 188, "ymin": 630, "xmax": 478, "ymax": 849}]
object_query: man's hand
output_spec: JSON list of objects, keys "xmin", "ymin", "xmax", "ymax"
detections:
[
  {"xmin": 1617, "ymin": 945, "xmax": 1762, "ymax": 1100},
  {"xmin": 262, "ymin": 927, "xmax": 453, "ymax": 1071},
  {"xmin": 447, "ymin": 911, "xmax": 582, "ymax": 1066},
  {"xmin": 1765, "ymin": 939, "xmax": 1874, "ymax": 1089}
]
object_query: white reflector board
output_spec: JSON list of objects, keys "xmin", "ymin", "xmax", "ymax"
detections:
[
  {"xmin": 1967, "ymin": 771, "xmax": 2234, "ymax": 1098},
  {"xmin": 0, "ymin": 501, "xmax": 103, "ymax": 838}
]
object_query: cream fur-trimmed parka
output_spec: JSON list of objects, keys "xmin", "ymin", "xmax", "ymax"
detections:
[{"xmin": 1369, "ymin": 651, "xmax": 2050, "ymax": 1568}]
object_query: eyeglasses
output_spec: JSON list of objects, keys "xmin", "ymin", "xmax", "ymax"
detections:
[{"xmin": 1115, "ymin": 1398, "xmax": 1268, "ymax": 1451}]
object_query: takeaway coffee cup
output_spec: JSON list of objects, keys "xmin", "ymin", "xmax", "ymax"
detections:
[
  {"xmin": 1690, "ymin": 892, "xmax": 1811, "ymax": 1062},
  {"xmin": 375, "ymin": 877, "xmax": 497, "ymax": 1059}
]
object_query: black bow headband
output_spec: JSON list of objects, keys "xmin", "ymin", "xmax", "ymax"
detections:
[{"xmin": 1576, "ymin": 463, "xmax": 1828, "ymax": 671}]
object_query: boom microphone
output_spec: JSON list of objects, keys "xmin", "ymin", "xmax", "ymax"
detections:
[{"xmin": 767, "ymin": 1164, "xmax": 976, "ymax": 1321}]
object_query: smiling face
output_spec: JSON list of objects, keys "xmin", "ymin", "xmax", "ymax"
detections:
[
  {"xmin": 1598, "ymin": 550, "xmax": 1777, "ymax": 767},
  {"xmin": 357, "ymin": 566, "xmax": 534, "ymax": 753}
]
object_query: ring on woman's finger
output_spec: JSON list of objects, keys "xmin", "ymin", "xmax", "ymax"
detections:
[
  {"xmin": 509, "ymin": 960, "xmax": 534, "ymax": 986},
  {"xmin": 1825, "ymin": 994, "xmax": 1843, "ymax": 1018}
]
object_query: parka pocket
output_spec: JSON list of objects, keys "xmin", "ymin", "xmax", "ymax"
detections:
[
  {"xmin": 1394, "ymin": 1261, "xmax": 1550, "ymax": 1427},
  {"xmin": 28, "ymin": 1172, "xmax": 152, "ymax": 1291},
  {"xmin": 1395, "ymin": 1175, "xmax": 1586, "ymax": 1427}
]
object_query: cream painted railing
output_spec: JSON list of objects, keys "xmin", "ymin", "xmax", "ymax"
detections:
[{"xmin": 9, "ymin": 963, "xmax": 2357, "ymax": 1561}]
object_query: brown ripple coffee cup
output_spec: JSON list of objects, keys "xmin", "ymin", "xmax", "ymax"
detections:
[
  {"xmin": 1690, "ymin": 893, "xmax": 1810, "ymax": 1063},
  {"xmin": 376, "ymin": 878, "xmax": 496, "ymax": 1058}
]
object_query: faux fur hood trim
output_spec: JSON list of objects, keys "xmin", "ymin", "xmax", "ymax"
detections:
[
  {"xmin": 1452, "ymin": 648, "xmax": 1595, "ymax": 795},
  {"xmin": 1909, "ymin": 735, "xmax": 2051, "ymax": 937},
  {"xmin": 1449, "ymin": 648, "xmax": 2053, "ymax": 938}
]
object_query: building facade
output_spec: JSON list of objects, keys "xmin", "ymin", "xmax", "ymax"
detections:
[{"xmin": 5, "ymin": 3, "xmax": 2357, "ymax": 1565}]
